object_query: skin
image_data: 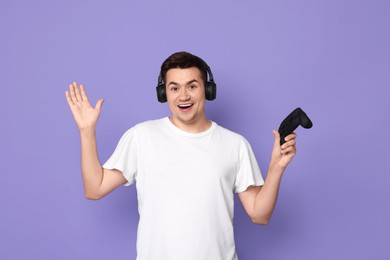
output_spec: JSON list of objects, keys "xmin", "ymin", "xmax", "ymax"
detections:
[
  {"xmin": 237, "ymin": 130, "xmax": 297, "ymax": 224},
  {"xmin": 65, "ymin": 67, "xmax": 297, "ymax": 224},
  {"xmin": 165, "ymin": 67, "xmax": 211, "ymax": 133},
  {"xmin": 65, "ymin": 82, "xmax": 126, "ymax": 199}
]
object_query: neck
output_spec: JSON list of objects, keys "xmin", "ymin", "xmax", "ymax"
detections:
[{"xmin": 169, "ymin": 116, "xmax": 212, "ymax": 133}]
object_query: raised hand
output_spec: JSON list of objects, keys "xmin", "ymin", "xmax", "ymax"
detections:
[{"xmin": 65, "ymin": 82, "xmax": 104, "ymax": 132}]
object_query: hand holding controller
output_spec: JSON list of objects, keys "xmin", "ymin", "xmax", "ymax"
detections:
[{"xmin": 278, "ymin": 107, "xmax": 313, "ymax": 146}]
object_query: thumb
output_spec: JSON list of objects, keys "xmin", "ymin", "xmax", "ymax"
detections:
[
  {"xmin": 272, "ymin": 130, "xmax": 281, "ymax": 148},
  {"xmin": 95, "ymin": 98, "xmax": 104, "ymax": 111}
]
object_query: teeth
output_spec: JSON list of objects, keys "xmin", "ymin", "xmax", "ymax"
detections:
[{"xmin": 179, "ymin": 104, "xmax": 192, "ymax": 108}]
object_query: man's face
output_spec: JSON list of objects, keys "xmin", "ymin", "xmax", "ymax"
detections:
[{"xmin": 165, "ymin": 67, "xmax": 207, "ymax": 130}]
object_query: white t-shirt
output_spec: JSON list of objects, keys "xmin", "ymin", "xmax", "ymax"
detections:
[{"xmin": 103, "ymin": 117, "xmax": 264, "ymax": 260}]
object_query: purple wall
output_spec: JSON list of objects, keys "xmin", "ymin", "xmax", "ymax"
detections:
[{"xmin": 1, "ymin": 0, "xmax": 389, "ymax": 259}]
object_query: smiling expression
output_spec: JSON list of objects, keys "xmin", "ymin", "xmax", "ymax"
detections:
[{"xmin": 165, "ymin": 67, "xmax": 210, "ymax": 133}]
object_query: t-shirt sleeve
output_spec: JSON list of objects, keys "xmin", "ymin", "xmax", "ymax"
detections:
[
  {"xmin": 103, "ymin": 127, "xmax": 138, "ymax": 186},
  {"xmin": 234, "ymin": 138, "xmax": 264, "ymax": 193}
]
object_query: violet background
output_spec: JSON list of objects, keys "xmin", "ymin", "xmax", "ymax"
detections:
[{"xmin": 1, "ymin": 0, "xmax": 389, "ymax": 259}]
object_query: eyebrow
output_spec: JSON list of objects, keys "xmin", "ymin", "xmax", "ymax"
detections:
[{"xmin": 167, "ymin": 79, "xmax": 200, "ymax": 87}]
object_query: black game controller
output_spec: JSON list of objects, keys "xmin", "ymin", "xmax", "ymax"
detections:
[{"xmin": 278, "ymin": 107, "xmax": 313, "ymax": 146}]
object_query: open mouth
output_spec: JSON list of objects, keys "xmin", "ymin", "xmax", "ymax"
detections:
[{"xmin": 178, "ymin": 104, "xmax": 193, "ymax": 111}]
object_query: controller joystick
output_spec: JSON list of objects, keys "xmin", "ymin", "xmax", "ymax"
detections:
[{"xmin": 278, "ymin": 107, "xmax": 313, "ymax": 146}]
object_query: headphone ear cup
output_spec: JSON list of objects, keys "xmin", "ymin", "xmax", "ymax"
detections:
[
  {"xmin": 156, "ymin": 83, "xmax": 167, "ymax": 103},
  {"xmin": 205, "ymin": 81, "xmax": 216, "ymax": 101}
]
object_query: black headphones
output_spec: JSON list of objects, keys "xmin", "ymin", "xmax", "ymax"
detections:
[{"xmin": 156, "ymin": 61, "xmax": 217, "ymax": 103}]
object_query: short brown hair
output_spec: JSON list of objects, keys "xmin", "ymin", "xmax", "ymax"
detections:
[{"xmin": 160, "ymin": 51, "xmax": 208, "ymax": 85}]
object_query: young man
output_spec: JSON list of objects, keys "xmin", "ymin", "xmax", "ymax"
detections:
[{"xmin": 65, "ymin": 51, "xmax": 297, "ymax": 260}]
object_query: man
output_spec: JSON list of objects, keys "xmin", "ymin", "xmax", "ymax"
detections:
[{"xmin": 65, "ymin": 51, "xmax": 297, "ymax": 260}]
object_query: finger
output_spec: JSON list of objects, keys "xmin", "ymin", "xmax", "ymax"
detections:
[
  {"xmin": 285, "ymin": 133, "xmax": 297, "ymax": 142},
  {"xmin": 282, "ymin": 145, "xmax": 296, "ymax": 155},
  {"xmin": 272, "ymin": 130, "xmax": 281, "ymax": 148},
  {"xmin": 69, "ymin": 82, "xmax": 79, "ymax": 103},
  {"xmin": 281, "ymin": 139, "xmax": 296, "ymax": 150},
  {"xmin": 74, "ymin": 82, "xmax": 83, "ymax": 102},
  {"xmin": 65, "ymin": 90, "xmax": 74, "ymax": 106},
  {"xmin": 95, "ymin": 99, "xmax": 104, "ymax": 112},
  {"xmin": 80, "ymin": 84, "xmax": 89, "ymax": 103},
  {"xmin": 282, "ymin": 145, "xmax": 297, "ymax": 154}
]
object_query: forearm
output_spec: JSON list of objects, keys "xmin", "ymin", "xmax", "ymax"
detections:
[
  {"xmin": 80, "ymin": 128, "xmax": 104, "ymax": 199},
  {"xmin": 253, "ymin": 165, "xmax": 285, "ymax": 224}
]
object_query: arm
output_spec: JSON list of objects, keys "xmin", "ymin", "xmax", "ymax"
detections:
[
  {"xmin": 65, "ymin": 82, "xmax": 127, "ymax": 200},
  {"xmin": 237, "ymin": 130, "xmax": 297, "ymax": 224}
]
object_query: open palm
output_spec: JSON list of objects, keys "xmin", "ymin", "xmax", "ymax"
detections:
[{"xmin": 65, "ymin": 82, "xmax": 104, "ymax": 131}]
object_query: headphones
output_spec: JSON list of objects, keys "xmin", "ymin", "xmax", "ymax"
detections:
[{"xmin": 156, "ymin": 61, "xmax": 217, "ymax": 103}]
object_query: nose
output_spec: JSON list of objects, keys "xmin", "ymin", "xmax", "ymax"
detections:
[{"xmin": 178, "ymin": 87, "xmax": 190, "ymax": 101}]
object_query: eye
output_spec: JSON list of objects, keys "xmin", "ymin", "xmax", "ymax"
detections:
[
  {"xmin": 170, "ymin": 86, "xmax": 179, "ymax": 92},
  {"xmin": 188, "ymin": 85, "xmax": 197, "ymax": 90}
]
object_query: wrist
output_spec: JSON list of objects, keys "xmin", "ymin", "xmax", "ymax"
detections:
[
  {"xmin": 268, "ymin": 162, "xmax": 286, "ymax": 176},
  {"xmin": 79, "ymin": 127, "xmax": 96, "ymax": 137}
]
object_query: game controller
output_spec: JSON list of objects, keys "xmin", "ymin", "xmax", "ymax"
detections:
[{"xmin": 278, "ymin": 107, "xmax": 313, "ymax": 145}]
